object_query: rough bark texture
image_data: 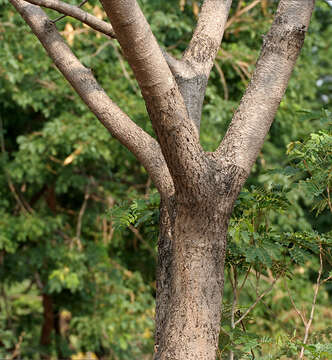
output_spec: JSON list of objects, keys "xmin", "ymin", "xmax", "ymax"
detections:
[
  {"xmin": 10, "ymin": 0, "xmax": 316, "ymax": 358},
  {"xmin": 154, "ymin": 158, "xmax": 247, "ymax": 359}
]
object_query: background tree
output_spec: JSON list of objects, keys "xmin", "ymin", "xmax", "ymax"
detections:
[{"xmin": 1, "ymin": 0, "xmax": 331, "ymax": 359}]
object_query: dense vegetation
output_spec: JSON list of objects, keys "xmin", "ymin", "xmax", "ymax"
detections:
[{"xmin": 0, "ymin": 0, "xmax": 331, "ymax": 358}]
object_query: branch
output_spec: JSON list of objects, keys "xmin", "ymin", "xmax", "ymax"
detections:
[
  {"xmin": 10, "ymin": 0, "xmax": 174, "ymax": 198},
  {"xmin": 99, "ymin": 0, "xmax": 177, "ymax": 98},
  {"xmin": 23, "ymin": 0, "xmax": 180, "ymax": 78},
  {"xmin": 229, "ymin": 266, "xmax": 238, "ymax": 360},
  {"xmin": 162, "ymin": 49, "xmax": 207, "ymax": 131},
  {"xmin": 53, "ymin": 0, "xmax": 87, "ymax": 23},
  {"xmin": 214, "ymin": 60, "xmax": 229, "ymax": 100},
  {"xmin": 25, "ymin": 0, "xmax": 116, "ymax": 37},
  {"xmin": 183, "ymin": 0, "xmax": 233, "ymax": 77},
  {"xmin": 285, "ymin": 280, "xmax": 307, "ymax": 327},
  {"xmin": 129, "ymin": 224, "xmax": 156, "ymax": 256},
  {"xmin": 99, "ymin": 0, "xmax": 205, "ymax": 193},
  {"xmin": 162, "ymin": 0, "xmax": 233, "ymax": 131},
  {"xmin": 73, "ymin": 186, "xmax": 90, "ymax": 250},
  {"xmin": 216, "ymin": 0, "xmax": 316, "ymax": 175},
  {"xmin": 234, "ymin": 278, "xmax": 277, "ymax": 326}
]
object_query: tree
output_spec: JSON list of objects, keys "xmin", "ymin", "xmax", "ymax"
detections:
[{"xmin": 7, "ymin": 0, "xmax": 316, "ymax": 358}]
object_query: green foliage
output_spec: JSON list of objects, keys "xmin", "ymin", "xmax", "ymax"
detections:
[
  {"xmin": 220, "ymin": 109, "xmax": 332, "ymax": 359},
  {"xmin": 111, "ymin": 191, "xmax": 160, "ymax": 233},
  {"xmin": 287, "ymin": 125, "xmax": 332, "ymax": 215}
]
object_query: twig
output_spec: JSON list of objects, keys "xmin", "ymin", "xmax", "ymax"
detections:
[
  {"xmin": 230, "ymin": 266, "xmax": 238, "ymax": 329},
  {"xmin": 239, "ymin": 266, "xmax": 251, "ymax": 294},
  {"xmin": 240, "ymin": 319, "xmax": 256, "ymax": 359},
  {"xmin": 327, "ymin": 184, "xmax": 332, "ymax": 213},
  {"xmin": 285, "ymin": 279, "xmax": 306, "ymax": 327},
  {"xmin": 229, "ymin": 266, "xmax": 238, "ymax": 360},
  {"xmin": 129, "ymin": 225, "xmax": 156, "ymax": 256},
  {"xmin": 145, "ymin": 177, "xmax": 152, "ymax": 196},
  {"xmin": 299, "ymin": 243, "xmax": 324, "ymax": 359},
  {"xmin": 225, "ymin": 0, "xmax": 261, "ymax": 30},
  {"xmin": 9, "ymin": 332, "xmax": 25, "ymax": 360},
  {"xmin": 232, "ymin": 62, "xmax": 247, "ymax": 85},
  {"xmin": 234, "ymin": 278, "xmax": 277, "ymax": 326},
  {"xmin": 92, "ymin": 40, "xmax": 112, "ymax": 57},
  {"xmin": 34, "ymin": 272, "xmax": 44, "ymax": 290},
  {"xmin": 320, "ymin": 274, "xmax": 332, "ymax": 286},
  {"xmin": 109, "ymin": 41, "xmax": 140, "ymax": 95},
  {"xmin": 214, "ymin": 60, "xmax": 229, "ymax": 100},
  {"xmin": 74, "ymin": 186, "xmax": 90, "ymax": 250}
]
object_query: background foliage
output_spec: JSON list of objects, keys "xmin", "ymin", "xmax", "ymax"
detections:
[{"xmin": 0, "ymin": 0, "xmax": 331, "ymax": 358}]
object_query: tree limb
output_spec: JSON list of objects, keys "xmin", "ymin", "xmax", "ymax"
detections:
[
  {"xmin": 99, "ymin": 0, "xmax": 177, "ymax": 98},
  {"xmin": 162, "ymin": 0, "xmax": 233, "ymax": 131},
  {"xmin": 53, "ymin": 0, "xmax": 88, "ymax": 23},
  {"xmin": 99, "ymin": 0, "xmax": 205, "ymax": 193},
  {"xmin": 225, "ymin": 0, "xmax": 261, "ymax": 30},
  {"xmin": 10, "ymin": 0, "xmax": 174, "ymax": 198},
  {"xmin": 183, "ymin": 0, "xmax": 233, "ymax": 78},
  {"xmin": 216, "ymin": 0, "xmax": 316, "ymax": 175},
  {"xmin": 25, "ymin": 0, "xmax": 116, "ymax": 37}
]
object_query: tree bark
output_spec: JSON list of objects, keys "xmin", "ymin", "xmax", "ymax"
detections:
[
  {"xmin": 155, "ymin": 206, "xmax": 228, "ymax": 359},
  {"xmin": 155, "ymin": 160, "xmax": 247, "ymax": 359}
]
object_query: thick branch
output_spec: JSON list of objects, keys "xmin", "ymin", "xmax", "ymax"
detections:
[
  {"xmin": 161, "ymin": 0, "xmax": 232, "ymax": 131},
  {"xmin": 216, "ymin": 0, "xmax": 315, "ymax": 174},
  {"xmin": 183, "ymin": 0, "xmax": 233, "ymax": 77},
  {"xmin": 99, "ymin": 0, "xmax": 177, "ymax": 98},
  {"xmin": 10, "ymin": 0, "xmax": 174, "ymax": 197},
  {"xmin": 25, "ymin": 0, "xmax": 116, "ymax": 37},
  {"xmin": 100, "ymin": 0, "xmax": 205, "ymax": 195}
]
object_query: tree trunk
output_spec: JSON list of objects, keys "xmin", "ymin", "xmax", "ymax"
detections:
[
  {"xmin": 155, "ymin": 200, "xmax": 229, "ymax": 359},
  {"xmin": 155, "ymin": 159, "xmax": 246, "ymax": 360}
]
